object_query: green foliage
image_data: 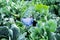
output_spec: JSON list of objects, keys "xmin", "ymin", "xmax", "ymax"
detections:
[
  {"xmin": 35, "ymin": 4, "xmax": 49, "ymax": 12},
  {"xmin": 0, "ymin": 0, "xmax": 60, "ymax": 40},
  {"xmin": 47, "ymin": 19, "xmax": 57, "ymax": 32}
]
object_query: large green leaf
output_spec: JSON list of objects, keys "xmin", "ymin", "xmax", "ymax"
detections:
[{"xmin": 47, "ymin": 19, "xmax": 57, "ymax": 32}]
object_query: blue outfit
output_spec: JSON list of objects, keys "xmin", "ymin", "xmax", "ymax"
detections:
[{"xmin": 21, "ymin": 17, "xmax": 33, "ymax": 26}]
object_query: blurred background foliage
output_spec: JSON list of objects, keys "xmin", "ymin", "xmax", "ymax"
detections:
[{"xmin": 0, "ymin": 0, "xmax": 60, "ymax": 40}]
